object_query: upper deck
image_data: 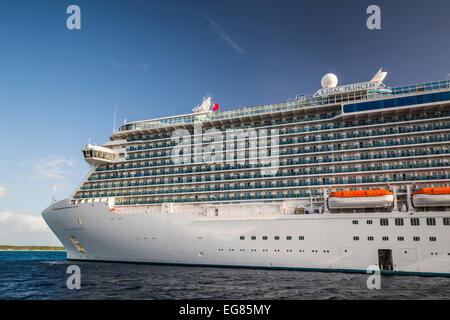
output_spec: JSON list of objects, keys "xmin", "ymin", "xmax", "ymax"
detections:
[
  {"xmin": 116, "ymin": 78, "xmax": 450, "ymax": 135},
  {"xmin": 74, "ymin": 71, "xmax": 450, "ymax": 207}
]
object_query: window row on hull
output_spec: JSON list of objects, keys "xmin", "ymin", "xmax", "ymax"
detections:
[
  {"xmin": 94, "ymin": 144, "xmax": 450, "ymax": 174},
  {"xmin": 124, "ymin": 134, "xmax": 450, "ymax": 161},
  {"xmin": 110, "ymin": 184, "xmax": 449, "ymax": 206},
  {"xmin": 87, "ymin": 148, "xmax": 449, "ymax": 182},
  {"xmin": 124, "ymin": 119, "xmax": 450, "ymax": 155},
  {"xmin": 74, "ymin": 172, "xmax": 450, "ymax": 201},
  {"xmin": 344, "ymin": 91, "xmax": 450, "ymax": 113},
  {"xmin": 81, "ymin": 160, "xmax": 450, "ymax": 191}
]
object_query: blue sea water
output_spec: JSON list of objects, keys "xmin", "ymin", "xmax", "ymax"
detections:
[{"xmin": 0, "ymin": 251, "xmax": 449, "ymax": 300}]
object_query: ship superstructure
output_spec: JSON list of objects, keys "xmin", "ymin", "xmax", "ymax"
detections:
[{"xmin": 42, "ymin": 70, "xmax": 450, "ymax": 275}]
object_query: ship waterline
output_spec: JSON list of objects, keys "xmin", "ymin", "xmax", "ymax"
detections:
[{"xmin": 42, "ymin": 70, "xmax": 450, "ymax": 275}]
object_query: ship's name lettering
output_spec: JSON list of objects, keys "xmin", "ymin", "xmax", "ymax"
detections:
[{"xmin": 316, "ymin": 81, "xmax": 379, "ymax": 96}]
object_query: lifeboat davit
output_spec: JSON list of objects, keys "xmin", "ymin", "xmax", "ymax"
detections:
[
  {"xmin": 328, "ymin": 189, "xmax": 393, "ymax": 209},
  {"xmin": 412, "ymin": 187, "xmax": 450, "ymax": 207}
]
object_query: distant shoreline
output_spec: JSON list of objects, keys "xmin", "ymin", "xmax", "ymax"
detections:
[
  {"xmin": 0, "ymin": 246, "xmax": 66, "ymax": 251},
  {"xmin": 0, "ymin": 249, "xmax": 66, "ymax": 252}
]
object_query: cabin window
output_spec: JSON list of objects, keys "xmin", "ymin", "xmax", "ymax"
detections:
[
  {"xmin": 429, "ymin": 237, "xmax": 437, "ymax": 242},
  {"xmin": 353, "ymin": 236, "xmax": 359, "ymax": 241},
  {"xmin": 380, "ymin": 218, "xmax": 389, "ymax": 226},
  {"xmin": 413, "ymin": 236, "xmax": 420, "ymax": 241},
  {"xmin": 240, "ymin": 236, "xmax": 245, "ymax": 240},
  {"xmin": 367, "ymin": 236, "xmax": 374, "ymax": 241},
  {"xmin": 366, "ymin": 220, "xmax": 373, "ymax": 225},
  {"xmin": 382, "ymin": 236, "xmax": 389, "ymax": 241},
  {"xmin": 411, "ymin": 218, "xmax": 420, "ymax": 226},
  {"xmin": 286, "ymin": 236, "xmax": 292, "ymax": 240},
  {"xmin": 426, "ymin": 218, "xmax": 436, "ymax": 226},
  {"xmin": 251, "ymin": 236, "xmax": 256, "ymax": 240},
  {"xmin": 262, "ymin": 236, "xmax": 268, "ymax": 240},
  {"xmin": 397, "ymin": 236, "xmax": 404, "ymax": 241},
  {"xmin": 298, "ymin": 236, "xmax": 305, "ymax": 240},
  {"xmin": 444, "ymin": 218, "xmax": 450, "ymax": 226},
  {"xmin": 352, "ymin": 220, "xmax": 358, "ymax": 225},
  {"xmin": 395, "ymin": 218, "xmax": 404, "ymax": 226},
  {"xmin": 274, "ymin": 236, "xmax": 280, "ymax": 240}
]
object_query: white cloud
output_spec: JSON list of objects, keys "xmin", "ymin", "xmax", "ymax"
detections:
[
  {"xmin": 201, "ymin": 14, "xmax": 244, "ymax": 54},
  {"xmin": 27, "ymin": 156, "xmax": 75, "ymax": 181},
  {"xmin": 0, "ymin": 211, "xmax": 48, "ymax": 232},
  {"xmin": 0, "ymin": 211, "xmax": 60, "ymax": 246},
  {"xmin": 0, "ymin": 186, "xmax": 6, "ymax": 198}
]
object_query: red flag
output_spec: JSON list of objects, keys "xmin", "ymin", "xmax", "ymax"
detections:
[{"xmin": 212, "ymin": 103, "xmax": 219, "ymax": 111}]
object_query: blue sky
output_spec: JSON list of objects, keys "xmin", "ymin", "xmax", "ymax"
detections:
[{"xmin": 0, "ymin": 0, "xmax": 449, "ymax": 245}]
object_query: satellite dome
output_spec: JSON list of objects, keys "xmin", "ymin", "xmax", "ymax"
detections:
[{"xmin": 321, "ymin": 73, "xmax": 338, "ymax": 89}]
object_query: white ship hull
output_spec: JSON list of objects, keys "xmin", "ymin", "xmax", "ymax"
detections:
[
  {"xmin": 328, "ymin": 195, "xmax": 393, "ymax": 209},
  {"xmin": 413, "ymin": 194, "xmax": 450, "ymax": 207},
  {"xmin": 42, "ymin": 199, "xmax": 450, "ymax": 276}
]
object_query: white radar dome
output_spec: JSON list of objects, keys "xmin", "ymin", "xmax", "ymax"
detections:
[{"xmin": 321, "ymin": 73, "xmax": 338, "ymax": 89}]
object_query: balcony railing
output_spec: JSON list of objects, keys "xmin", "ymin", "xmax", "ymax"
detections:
[
  {"xmin": 121, "ymin": 135, "xmax": 449, "ymax": 162},
  {"xmin": 78, "ymin": 163, "xmax": 450, "ymax": 196},
  {"xmin": 86, "ymin": 147, "xmax": 449, "ymax": 183},
  {"xmin": 74, "ymin": 174, "xmax": 450, "ymax": 203}
]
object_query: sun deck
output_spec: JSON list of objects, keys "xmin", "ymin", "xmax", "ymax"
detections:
[{"xmin": 117, "ymin": 79, "xmax": 450, "ymax": 133}]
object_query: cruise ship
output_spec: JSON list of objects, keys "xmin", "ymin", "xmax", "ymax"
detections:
[{"xmin": 42, "ymin": 69, "xmax": 450, "ymax": 276}]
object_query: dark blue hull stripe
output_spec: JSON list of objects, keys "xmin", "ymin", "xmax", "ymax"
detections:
[{"xmin": 67, "ymin": 258, "xmax": 450, "ymax": 277}]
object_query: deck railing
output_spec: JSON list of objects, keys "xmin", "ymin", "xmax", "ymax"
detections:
[{"xmin": 118, "ymin": 80, "xmax": 450, "ymax": 132}]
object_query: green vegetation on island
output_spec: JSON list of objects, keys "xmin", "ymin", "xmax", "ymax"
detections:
[{"xmin": 0, "ymin": 245, "xmax": 65, "ymax": 251}]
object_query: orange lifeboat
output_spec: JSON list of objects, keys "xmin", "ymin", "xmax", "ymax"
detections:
[
  {"xmin": 413, "ymin": 187, "xmax": 450, "ymax": 195},
  {"xmin": 412, "ymin": 187, "xmax": 450, "ymax": 207},
  {"xmin": 328, "ymin": 189, "xmax": 393, "ymax": 209},
  {"xmin": 330, "ymin": 189, "xmax": 392, "ymax": 198}
]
